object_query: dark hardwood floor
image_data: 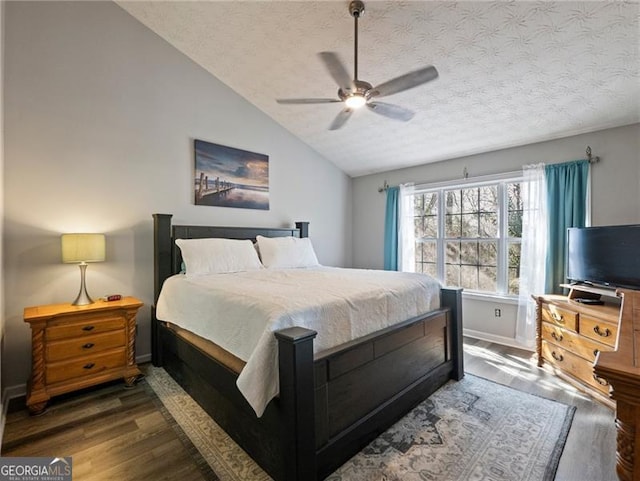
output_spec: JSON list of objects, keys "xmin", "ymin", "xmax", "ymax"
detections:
[
  {"xmin": 1, "ymin": 376, "xmax": 210, "ymax": 481},
  {"xmin": 1, "ymin": 338, "xmax": 617, "ymax": 480}
]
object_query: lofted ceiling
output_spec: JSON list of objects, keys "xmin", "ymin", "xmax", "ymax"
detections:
[{"xmin": 118, "ymin": 1, "xmax": 640, "ymax": 177}]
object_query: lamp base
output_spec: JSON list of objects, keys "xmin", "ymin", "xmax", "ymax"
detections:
[{"xmin": 72, "ymin": 263, "xmax": 95, "ymax": 306}]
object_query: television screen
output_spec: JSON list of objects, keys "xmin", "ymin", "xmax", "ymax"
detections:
[{"xmin": 566, "ymin": 224, "xmax": 640, "ymax": 289}]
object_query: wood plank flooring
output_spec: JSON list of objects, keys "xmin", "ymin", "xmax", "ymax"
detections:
[
  {"xmin": 2, "ymin": 339, "xmax": 617, "ymax": 480},
  {"xmin": 1, "ymin": 379, "xmax": 209, "ymax": 481}
]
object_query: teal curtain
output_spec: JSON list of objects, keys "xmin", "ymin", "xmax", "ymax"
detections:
[
  {"xmin": 545, "ymin": 160, "xmax": 589, "ymax": 293},
  {"xmin": 383, "ymin": 186, "xmax": 400, "ymax": 271}
]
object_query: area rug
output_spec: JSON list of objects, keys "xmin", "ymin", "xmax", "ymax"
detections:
[{"xmin": 144, "ymin": 366, "xmax": 575, "ymax": 481}]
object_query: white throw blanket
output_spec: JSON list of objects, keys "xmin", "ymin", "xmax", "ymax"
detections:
[{"xmin": 156, "ymin": 266, "xmax": 440, "ymax": 416}]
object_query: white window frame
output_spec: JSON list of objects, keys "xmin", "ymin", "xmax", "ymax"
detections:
[{"xmin": 408, "ymin": 171, "xmax": 524, "ymax": 297}]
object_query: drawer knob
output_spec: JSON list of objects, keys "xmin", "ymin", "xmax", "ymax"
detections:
[
  {"xmin": 551, "ymin": 351, "xmax": 564, "ymax": 362},
  {"xmin": 82, "ymin": 325, "xmax": 95, "ymax": 332},
  {"xmin": 551, "ymin": 331, "xmax": 563, "ymax": 342},
  {"xmin": 83, "ymin": 363, "xmax": 95, "ymax": 370},
  {"xmin": 82, "ymin": 343, "xmax": 95, "ymax": 349},
  {"xmin": 593, "ymin": 326, "xmax": 611, "ymax": 338},
  {"xmin": 551, "ymin": 313, "xmax": 564, "ymax": 323},
  {"xmin": 593, "ymin": 374, "xmax": 609, "ymax": 386},
  {"xmin": 593, "ymin": 349, "xmax": 599, "ymax": 357}
]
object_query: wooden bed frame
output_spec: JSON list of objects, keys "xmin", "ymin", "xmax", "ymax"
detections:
[{"xmin": 152, "ymin": 213, "xmax": 464, "ymax": 481}]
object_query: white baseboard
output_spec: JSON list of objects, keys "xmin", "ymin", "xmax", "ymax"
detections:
[
  {"xmin": 4, "ymin": 383, "xmax": 26, "ymax": 401},
  {"xmin": 0, "ymin": 385, "xmax": 20, "ymax": 448},
  {"xmin": 463, "ymin": 328, "xmax": 534, "ymax": 352},
  {"xmin": 137, "ymin": 353, "xmax": 152, "ymax": 364}
]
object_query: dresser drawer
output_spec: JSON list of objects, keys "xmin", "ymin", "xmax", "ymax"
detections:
[
  {"xmin": 541, "ymin": 304, "xmax": 578, "ymax": 332},
  {"xmin": 46, "ymin": 330, "xmax": 126, "ymax": 362},
  {"xmin": 46, "ymin": 348, "xmax": 127, "ymax": 384},
  {"xmin": 46, "ymin": 315, "xmax": 126, "ymax": 341},
  {"xmin": 541, "ymin": 322, "xmax": 612, "ymax": 363},
  {"xmin": 580, "ymin": 315, "xmax": 618, "ymax": 348},
  {"xmin": 541, "ymin": 340, "xmax": 610, "ymax": 395}
]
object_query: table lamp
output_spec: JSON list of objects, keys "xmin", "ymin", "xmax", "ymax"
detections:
[{"xmin": 61, "ymin": 233, "xmax": 106, "ymax": 306}]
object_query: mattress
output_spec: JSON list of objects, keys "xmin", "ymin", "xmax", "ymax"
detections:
[{"xmin": 155, "ymin": 266, "xmax": 441, "ymax": 416}]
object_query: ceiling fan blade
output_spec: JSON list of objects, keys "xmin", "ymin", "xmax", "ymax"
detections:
[
  {"xmin": 319, "ymin": 52, "xmax": 353, "ymax": 92},
  {"xmin": 370, "ymin": 65, "xmax": 439, "ymax": 99},
  {"xmin": 277, "ymin": 98, "xmax": 342, "ymax": 104},
  {"xmin": 367, "ymin": 102, "xmax": 415, "ymax": 121},
  {"xmin": 329, "ymin": 108, "xmax": 353, "ymax": 130}
]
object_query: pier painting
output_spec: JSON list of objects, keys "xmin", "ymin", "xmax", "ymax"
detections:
[{"xmin": 194, "ymin": 139, "xmax": 269, "ymax": 210}]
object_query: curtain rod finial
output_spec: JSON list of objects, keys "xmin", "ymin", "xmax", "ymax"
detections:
[
  {"xmin": 586, "ymin": 146, "xmax": 600, "ymax": 164},
  {"xmin": 378, "ymin": 180, "xmax": 389, "ymax": 193}
]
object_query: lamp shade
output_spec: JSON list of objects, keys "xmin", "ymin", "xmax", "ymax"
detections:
[{"xmin": 61, "ymin": 234, "xmax": 106, "ymax": 263}]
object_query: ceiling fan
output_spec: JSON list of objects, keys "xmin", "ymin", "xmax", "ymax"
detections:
[{"xmin": 276, "ymin": 0, "xmax": 439, "ymax": 130}]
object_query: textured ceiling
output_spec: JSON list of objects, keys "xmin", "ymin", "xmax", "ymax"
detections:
[{"xmin": 118, "ymin": 1, "xmax": 640, "ymax": 177}]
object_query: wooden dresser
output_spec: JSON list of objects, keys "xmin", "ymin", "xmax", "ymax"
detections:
[
  {"xmin": 534, "ymin": 285, "xmax": 621, "ymax": 406},
  {"xmin": 594, "ymin": 289, "xmax": 640, "ymax": 481},
  {"xmin": 24, "ymin": 297, "xmax": 143, "ymax": 414}
]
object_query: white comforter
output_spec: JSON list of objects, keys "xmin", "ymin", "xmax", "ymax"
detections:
[{"xmin": 155, "ymin": 266, "xmax": 441, "ymax": 416}]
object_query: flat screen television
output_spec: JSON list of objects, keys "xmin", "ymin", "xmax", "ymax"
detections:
[{"xmin": 566, "ymin": 224, "xmax": 640, "ymax": 290}]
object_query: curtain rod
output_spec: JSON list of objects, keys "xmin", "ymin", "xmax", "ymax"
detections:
[
  {"xmin": 377, "ymin": 170, "xmax": 520, "ymax": 193},
  {"xmin": 377, "ymin": 146, "xmax": 600, "ymax": 193}
]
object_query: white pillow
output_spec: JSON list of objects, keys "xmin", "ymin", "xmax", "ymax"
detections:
[
  {"xmin": 176, "ymin": 238, "xmax": 263, "ymax": 276},
  {"xmin": 256, "ymin": 235, "xmax": 320, "ymax": 269}
]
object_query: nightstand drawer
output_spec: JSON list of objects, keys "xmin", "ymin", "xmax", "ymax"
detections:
[
  {"xmin": 46, "ymin": 315, "xmax": 125, "ymax": 341},
  {"xmin": 46, "ymin": 348, "xmax": 126, "ymax": 384},
  {"xmin": 46, "ymin": 330, "xmax": 126, "ymax": 362},
  {"xmin": 580, "ymin": 315, "xmax": 618, "ymax": 348},
  {"xmin": 541, "ymin": 322, "xmax": 611, "ymax": 363},
  {"xmin": 541, "ymin": 304, "xmax": 578, "ymax": 332}
]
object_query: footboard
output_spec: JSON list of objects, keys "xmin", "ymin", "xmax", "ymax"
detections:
[
  {"xmin": 310, "ymin": 287, "xmax": 462, "ymax": 478},
  {"xmin": 270, "ymin": 287, "xmax": 462, "ymax": 480}
]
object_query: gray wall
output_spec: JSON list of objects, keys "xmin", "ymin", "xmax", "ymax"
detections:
[
  {"xmin": 3, "ymin": 1, "xmax": 352, "ymax": 390},
  {"xmin": 352, "ymin": 123, "xmax": 640, "ymax": 345},
  {"xmin": 353, "ymin": 123, "xmax": 640, "ymax": 270}
]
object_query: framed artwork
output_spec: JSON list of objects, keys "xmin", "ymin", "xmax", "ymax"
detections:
[{"xmin": 194, "ymin": 139, "xmax": 269, "ymax": 210}]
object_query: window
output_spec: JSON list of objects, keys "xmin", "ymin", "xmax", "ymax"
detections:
[{"xmin": 410, "ymin": 175, "xmax": 524, "ymax": 296}]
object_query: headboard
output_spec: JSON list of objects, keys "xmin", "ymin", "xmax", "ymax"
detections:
[{"xmin": 152, "ymin": 214, "xmax": 309, "ymax": 304}]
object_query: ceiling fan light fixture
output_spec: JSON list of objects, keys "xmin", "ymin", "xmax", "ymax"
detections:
[
  {"xmin": 345, "ymin": 94, "xmax": 367, "ymax": 109},
  {"xmin": 276, "ymin": 1, "xmax": 438, "ymax": 130}
]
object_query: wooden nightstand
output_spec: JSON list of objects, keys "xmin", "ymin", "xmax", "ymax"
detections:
[{"xmin": 24, "ymin": 296, "xmax": 143, "ymax": 414}]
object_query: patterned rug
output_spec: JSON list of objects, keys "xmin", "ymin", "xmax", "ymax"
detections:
[{"xmin": 144, "ymin": 366, "xmax": 575, "ymax": 481}]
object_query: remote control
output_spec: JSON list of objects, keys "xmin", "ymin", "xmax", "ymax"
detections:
[{"xmin": 576, "ymin": 298, "xmax": 604, "ymax": 305}]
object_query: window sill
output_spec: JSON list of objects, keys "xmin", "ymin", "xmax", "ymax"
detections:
[{"xmin": 460, "ymin": 290, "xmax": 519, "ymax": 305}]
